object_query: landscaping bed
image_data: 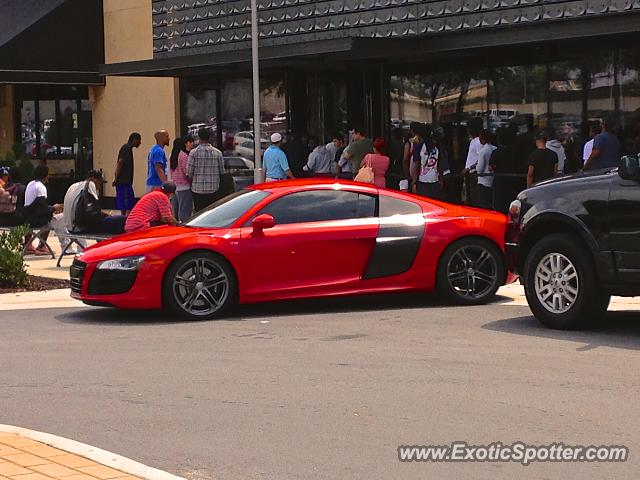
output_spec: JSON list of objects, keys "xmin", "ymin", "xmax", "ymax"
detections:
[{"xmin": 0, "ymin": 275, "xmax": 69, "ymax": 294}]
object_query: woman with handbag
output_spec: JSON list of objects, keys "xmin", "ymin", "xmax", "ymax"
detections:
[{"xmin": 357, "ymin": 138, "xmax": 390, "ymax": 188}]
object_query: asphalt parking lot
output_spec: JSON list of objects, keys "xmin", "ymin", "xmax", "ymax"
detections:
[{"xmin": 2, "ymin": 294, "xmax": 640, "ymax": 480}]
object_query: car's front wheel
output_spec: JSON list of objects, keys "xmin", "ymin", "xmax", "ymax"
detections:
[
  {"xmin": 437, "ymin": 237, "xmax": 505, "ymax": 305},
  {"xmin": 163, "ymin": 251, "xmax": 237, "ymax": 320},
  {"xmin": 523, "ymin": 233, "xmax": 608, "ymax": 330}
]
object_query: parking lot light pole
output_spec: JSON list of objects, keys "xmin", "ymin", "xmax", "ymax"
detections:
[{"xmin": 251, "ymin": 0, "xmax": 263, "ymax": 184}]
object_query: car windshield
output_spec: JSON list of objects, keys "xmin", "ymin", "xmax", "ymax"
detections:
[{"xmin": 184, "ymin": 190, "xmax": 270, "ymax": 228}]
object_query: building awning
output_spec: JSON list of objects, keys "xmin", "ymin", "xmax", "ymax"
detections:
[
  {"xmin": 0, "ymin": 0, "xmax": 104, "ymax": 85},
  {"xmin": 101, "ymin": 11, "xmax": 640, "ymax": 78},
  {"xmin": 100, "ymin": 38, "xmax": 362, "ymax": 77}
]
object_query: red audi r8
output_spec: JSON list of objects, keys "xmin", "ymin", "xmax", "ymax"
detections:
[{"xmin": 70, "ymin": 180, "xmax": 514, "ymax": 319}]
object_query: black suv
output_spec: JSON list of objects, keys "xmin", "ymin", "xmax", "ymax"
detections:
[{"xmin": 506, "ymin": 155, "xmax": 640, "ymax": 329}]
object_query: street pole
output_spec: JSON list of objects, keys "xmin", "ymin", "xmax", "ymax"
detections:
[{"xmin": 251, "ymin": 0, "xmax": 263, "ymax": 184}]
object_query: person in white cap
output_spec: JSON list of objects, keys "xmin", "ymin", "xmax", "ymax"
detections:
[{"xmin": 264, "ymin": 133, "xmax": 295, "ymax": 182}]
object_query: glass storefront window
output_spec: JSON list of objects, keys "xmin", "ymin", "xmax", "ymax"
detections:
[
  {"xmin": 488, "ymin": 65, "xmax": 548, "ymax": 131},
  {"xmin": 39, "ymin": 100, "xmax": 55, "ymax": 157},
  {"xmin": 587, "ymin": 52, "xmax": 617, "ymax": 126},
  {"xmin": 15, "ymin": 86, "xmax": 90, "ymax": 177},
  {"xmin": 389, "ymin": 71, "xmax": 487, "ymax": 173},
  {"xmin": 57, "ymin": 100, "xmax": 77, "ymax": 158},
  {"xmin": 218, "ymin": 78, "xmax": 286, "ymax": 161},
  {"xmin": 20, "ymin": 100, "xmax": 36, "ymax": 157},
  {"xmin": 618, "ymin": 49, "xmax": 640, "ymax": 155},
  {"xmin": 183, "ymin": 88, "xmax": 217, "ymax": 143}
]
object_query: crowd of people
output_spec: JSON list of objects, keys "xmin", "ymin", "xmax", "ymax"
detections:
[
  {"xmin": 262, "ymin": 128, "xmax": 396, "ymax": 189},
  {"xmin": 0, "ymin": 113, "xmax": 633, "ymax": 256}
]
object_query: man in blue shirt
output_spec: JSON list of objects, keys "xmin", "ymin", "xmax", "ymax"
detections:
[
  {"xmin": 264, "ymin": 133, "xmax": 295, "ymax": 182},
  {"xmin": 584, "ymin": 117, "xmax": 621, "ymax": 170},
  {"xmin": 147, "ymin": 130, "xmax": 170, "ymax": 192}
]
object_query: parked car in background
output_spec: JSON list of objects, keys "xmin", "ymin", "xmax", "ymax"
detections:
[
  {"xmin": 224, "ymin": 156, "xmax": 255, "ymax": 191},
  {"xmin": 273, "ymin": 111, "xmax": 287, "ymax": 123},
  {"xmin": 507, "ymin": 155, "xmax": 640, "ymax": 330},
  {"xmin": 233, "ymin": 137, "xmax": 268, "ymax": 161},
  {"xmin": 187, "ymin": 123, "xmax": 207, "ymax": 137}
]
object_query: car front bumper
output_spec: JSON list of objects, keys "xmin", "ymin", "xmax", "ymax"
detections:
[{"xmin": 70, "ymin": 258, "xmax": 165, "ymax": 310}]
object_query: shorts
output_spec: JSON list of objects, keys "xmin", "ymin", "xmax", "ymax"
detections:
[{"xmin": 115, "ymin": 184, "xmax": 136, "ymax": 211}]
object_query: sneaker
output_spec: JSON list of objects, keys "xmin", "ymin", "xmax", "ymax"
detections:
[
  {"xmin": 34, "ymin": 247, "xmax": 50, "ymax": 256},
  {"xmin": 24, "ymin": 246, "xmax": 37, "ymax": 255}
]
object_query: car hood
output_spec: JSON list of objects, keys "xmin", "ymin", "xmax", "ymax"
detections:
[
  {"xmin": 529, "ymin": 167, "xmax": 617, "ymax": 189},
  {"xmin": 79, "ymin": 225, "xmax": 215, "ymax": 262}
]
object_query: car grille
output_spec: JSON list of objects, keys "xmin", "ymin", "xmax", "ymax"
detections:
[
  {"xmin": 88, "ymin": 270, "xmax": 138, "ymax": 295},
  {"xmin": 69, "ymin": 259, "xmax": 86, "ymax": 294}
]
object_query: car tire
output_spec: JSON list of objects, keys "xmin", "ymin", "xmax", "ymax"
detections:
[
  {"xmin": 523, "ymin": 233, "xmax": 608, "ymax": 330},
  {"xmin": 437, "ymin": 237, "xmax": 505, "ymax": 305},
  {"xmin": 163, "ymin": 251, "xmax": 237, "ymax": 320}
]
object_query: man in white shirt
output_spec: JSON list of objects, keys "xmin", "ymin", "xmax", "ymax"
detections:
[
  {"xmin": 463, "ymin": 117, "xmax": 484, "ymax": 205},
  {"xmin": 475, "ymin": 130, "xmax": 497, "ymax": 210},
  {"xmin": 23, "ymin": 164, "xmax": 66, "ymax": 255}
]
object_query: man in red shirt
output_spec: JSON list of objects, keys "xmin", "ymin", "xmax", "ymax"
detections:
[{"xmin": 125, "ymin": 182, "xmax": 178, "ymax": 233}]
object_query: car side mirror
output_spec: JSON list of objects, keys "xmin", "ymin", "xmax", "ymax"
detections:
[
  {"xmin": 618, "ymin": 155, "xmax": 640, "ymax": 181},
  {"xmin": 252, "ymin": 214, "xmax": 275, "ymax": 234}
]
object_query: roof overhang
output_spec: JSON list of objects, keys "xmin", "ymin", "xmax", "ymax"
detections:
[
  {"xmin": 100, "ymin": 37, "xmax": 359, "ymax": 77},
  {"xmin": 0, "ymin": 0, "xmax": 104, "ymax": 85},
  {"xmin": 100, "ymin": 11, "xmax": 640, "ymax": 78}
]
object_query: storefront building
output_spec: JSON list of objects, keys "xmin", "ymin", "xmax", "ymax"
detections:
[
  {"xmin": 2, "ymin": 1, "xmax": 640, "ymax": 202},
  {"xmin": 0, "ymin": 0, "xmax": 103, "ymax": 195}
]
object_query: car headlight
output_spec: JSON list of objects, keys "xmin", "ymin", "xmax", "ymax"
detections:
[
  {"xmin": 97, "ymin": 256, "xmax": 145, "ymax": 271},
  {"xmin": 508, "ymin": 199, "xmax": 521, "ymax": 224}
]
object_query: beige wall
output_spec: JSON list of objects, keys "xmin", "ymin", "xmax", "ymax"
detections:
[
  {"xmin": 94, "ymin": 0, "xmax": 180, "ymax": 197},
  {"xmin": 0, "ymin": 85, "xmax": 15, "ymax": 159},
  {"xmin": 103, "ymin": 0, "xmax": 154, "ymax": 64}
]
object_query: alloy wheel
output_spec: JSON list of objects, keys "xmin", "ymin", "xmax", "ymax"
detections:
[
  {"xmin": 534, "ymin": 252, "xmax": 579, "ymax": 314},
  {"xmin": 172, "ymin": 257, "xmax": 230, "ymax": 317},
  {"xmin": 446, "ymin": 245, "xmax": 498, "ymax": 300}
]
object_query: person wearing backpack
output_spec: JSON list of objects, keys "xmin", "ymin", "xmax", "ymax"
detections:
[{"xmin": 64, "ymin": 170, "xmax": 126, "ymax": 236}]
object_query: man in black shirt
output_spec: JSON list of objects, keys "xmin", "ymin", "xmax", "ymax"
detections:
[
  {"xmin": 113, "ymin": 132, "xmax": 142, "ymax": 215},
  {"xmin": 527, "ymin": 132, "xmax": 558, "ymax": 188}
]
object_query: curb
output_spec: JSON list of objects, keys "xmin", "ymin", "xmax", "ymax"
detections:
[
  {"xmin": 0, "ymin": 425, "xmax": 186, "ymax": 480},
  {"xmin": 0, "ymin": 288, "xmax": 88, "ymax": 311}
]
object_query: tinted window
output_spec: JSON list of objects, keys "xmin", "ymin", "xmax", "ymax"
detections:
[
  {"xmin": 186, "ymin": 190, "xmax": 270, "ymax": 228},
  {"xmin": 379, "ymin": 195, "xmax": 422, "ymax": 217},
  {"xmin": 256, "ymin": 190, "xmax": 376, "ymax": 225}
]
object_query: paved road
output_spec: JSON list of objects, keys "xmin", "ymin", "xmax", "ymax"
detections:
[{"xmin": 2, "ymin": 295, "xmax": 640, "ymax": 480}]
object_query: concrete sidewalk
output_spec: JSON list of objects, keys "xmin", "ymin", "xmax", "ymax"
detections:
[
  {"xmin": 0, "ymin": 428, "xmax": 184, "ymax": 480},
  {"xmin": 23, "ymin": 234, "xmax": 101, "ymax": 281}
]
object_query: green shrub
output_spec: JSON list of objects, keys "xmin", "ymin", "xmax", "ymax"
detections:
[
  {"xmin": 1, "ymin": 149, "xmax": 16, "ymax": 168},
  {"xmin": 18, "ymin": 157, "xmax": 34, "ymax": 182},
  {"xmin": 0, "ymin": 225, "xmax": 28, "ymax": 288}
]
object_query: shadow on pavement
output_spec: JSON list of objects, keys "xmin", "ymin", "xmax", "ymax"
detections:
[
  {"xmin": 483, "ymin": 311, "xmax": 640, "ymax": 351},
  {"xmin": 55, "ymin": 308, "xmax": 200, "ymax": 326},
  {"xmin": 55, "ymin": 292, "xmax": 460, "ymax": 325},
  {"xmin": 228, "ymin": 292, "xmax": 450, "ymax": 319}
]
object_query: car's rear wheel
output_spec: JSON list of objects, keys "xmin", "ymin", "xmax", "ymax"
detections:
[
  {"xmin": 437, "ymin": 237, "xmax": 504, "ymax": 305},
  {"xmin": 163, "ymin": 251, "xmax": 236, "ymax": 320},
  {"xmin": 523, "ymin": 233, "xmax": 608, "ymax": 330}
]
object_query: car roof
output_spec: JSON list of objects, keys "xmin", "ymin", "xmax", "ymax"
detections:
[{"xmin": 248, "ymin": 179, "xmax": 379, "ymax": 194}]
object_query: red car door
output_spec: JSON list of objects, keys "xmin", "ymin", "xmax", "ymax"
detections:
[{"xmin": 240, "ymin": 189, "xmax": 378, "ymax": 299}]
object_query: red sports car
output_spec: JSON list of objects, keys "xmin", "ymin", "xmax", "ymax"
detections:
[{"xmin": 71, "ymin": 180, "xmax": 514, "ymax": 319}]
